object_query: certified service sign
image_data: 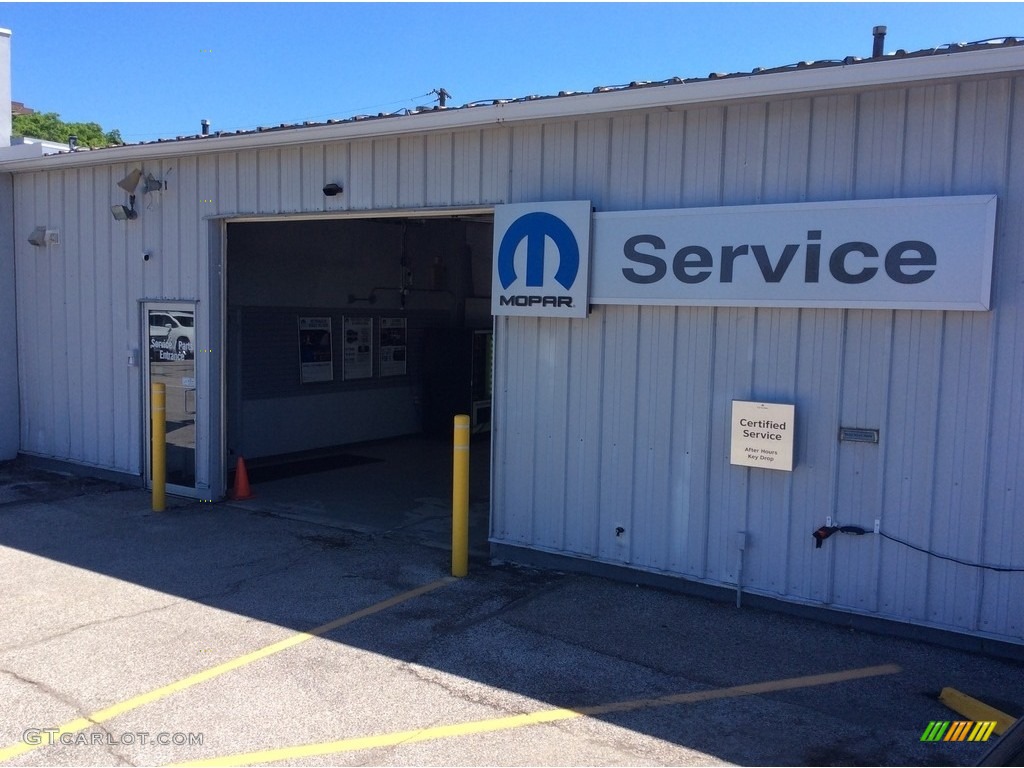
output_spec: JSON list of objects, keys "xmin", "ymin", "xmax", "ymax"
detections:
[
  {"xmin": 731, "ymin": 401, "xmax": 795, "ymax": 472},
  {"xmin": 492, "ymin": 201, "xmax": 592, "ymax": 318}
]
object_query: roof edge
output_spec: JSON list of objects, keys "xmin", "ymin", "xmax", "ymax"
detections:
[{"xmin": 3, "ymin": 44, "xmax": 1023, "ymax": 173}]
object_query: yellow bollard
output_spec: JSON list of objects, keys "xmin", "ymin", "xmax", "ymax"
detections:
[
  {"xmin": 151, "ymin": 382, "xmax": 166, "ymax": 512},
  {"xmin": 452, "ymin": 414, "xmax": 470, "ymax": 577}
]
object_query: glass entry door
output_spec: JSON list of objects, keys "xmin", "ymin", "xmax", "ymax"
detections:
[{"xmin": 144, "ymin": 302, "xmax": 197, "ymax": 494}]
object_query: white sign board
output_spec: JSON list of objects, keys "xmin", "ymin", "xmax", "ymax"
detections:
[
  {"xmin": 379, "ymin": 317, "xmax": 407, "ymax": 377},
  {"xmin": 592, "ymin": 196, "xmax": 995, "ymax": 310},
  {"xmin": 298, "ymin": 317, "xmax": 333, "ymax": 384},
  {"xmin": 343, "ymin": 317, "xmax": 373, "ymax": 381},
  {"xmin": 492, "ymin": 201, "xmax": 592, "ymax": 318},
  {"xmin": 492, "ymin": 196, "xmax": 996, "ymax": 314},
  {"xmin": 730, "ymin": 401, "xmax": 795, "ymax": 472}
]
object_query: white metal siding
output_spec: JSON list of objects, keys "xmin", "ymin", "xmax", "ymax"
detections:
[
  {"xmin": 9, "ymin": 66, "xmax": 1023, "ymax": 643},
  {"xmin": 9, "ymin": 121, "xmax": 509, "ymax": 482},
  {"xmin": 0, "ymin": 172, "xmax": 17, "ymax": 460},
  {"xmin": 492, "ymin": 74, "xmax": 1024, "ymax": 645}
]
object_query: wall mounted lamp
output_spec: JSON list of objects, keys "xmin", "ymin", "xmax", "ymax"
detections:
[
  {"xmin": 111, "ymin": 167, "xmax": 165, "ymax": 222},
  {"xmin": 322, "ymin": 182, "xmax": 343, "ymax": 196},
  {"xmin": 27, "ymin": 226, "xmax": 60, "ymax": 246},
  {"xmin": 108, "ymin": 166, "xmax": 171, "ymax": 219},
  {"xmin": 142, "ymin": 172, "xmax": 166, "ymax": 194},
  {"xmin": 111, "ymin": 197, "xmax": 138, "ymax": 220},
  {"xmin": 117, "ymin": 168, "xmax": 143, "ymax": 194},
  {"xmin": 113, "ymin": 168, "xmax": 144, "ymax": 221}
]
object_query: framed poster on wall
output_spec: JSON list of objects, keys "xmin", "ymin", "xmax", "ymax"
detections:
[
  {"xmin": 298, "ymin": 317, "xmax": 334, "ymax": 383},
  {"xmin": 380, "ymin": 318, "xmax": 407, "ymax": 377},
  {"xmin": 343, "ymin": 316, "xmax": 373, "ymax": 380}
]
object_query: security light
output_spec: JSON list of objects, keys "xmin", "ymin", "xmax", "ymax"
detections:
[
  {"xmin": 27, "ymin": 226, "xmax": 47, "ymax": 246},
  {"xmin": 111, "ymin": 196, "xmax": 138, "ymax": 221},
  {"xmin": 322, "ymin": 183, "xmax": 343, "ymax": 196},
  {"xmin": 142, "ymin": 173, "xmax": 166, "ymax": 194},
  {"xmin": 117, "ymin": 168, "xmax": 143, "ymax": 194}
]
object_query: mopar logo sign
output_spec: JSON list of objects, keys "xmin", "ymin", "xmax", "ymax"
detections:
[
  {"xmin": 491, "ymin": 196, "xmax": 995, "ymax": 316},
  {"xmin": 492, "ymin": 201, "xmax": 592, "ymax": 318},
  {"xmin": 497, "ymin": 212, "xmax": 579, "ymax": 291}
]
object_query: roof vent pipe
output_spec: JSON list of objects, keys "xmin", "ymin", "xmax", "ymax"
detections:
[
  {"xmin": 872, "ymin": 25, "xmax": 887, "ymax": 57},
  {"xmin": 201, "ymin": 119, "xmax": 210, "ymax": 136}
]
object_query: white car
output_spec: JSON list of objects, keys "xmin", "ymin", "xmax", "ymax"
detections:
[{"xmin": 149, "ymin": 311, "xmax": 194, "ymax": 361}]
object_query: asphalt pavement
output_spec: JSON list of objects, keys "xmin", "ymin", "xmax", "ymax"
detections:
[{"xmin": 0, "ymin": 460, "xmax": 1020, "ymax": 767}]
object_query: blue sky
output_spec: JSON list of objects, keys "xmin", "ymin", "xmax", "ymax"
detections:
[{"xmin": 2, "ymin": 2, "xmax": 1023, "ymax": 143}]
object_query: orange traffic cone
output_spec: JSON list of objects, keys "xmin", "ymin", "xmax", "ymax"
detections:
[{"xmin": 231, "ymin": 456, "xmax": 254, "ymax": 500}]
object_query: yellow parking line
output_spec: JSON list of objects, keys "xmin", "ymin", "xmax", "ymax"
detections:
[
  {"xmin": 173, "ymin": 663, "xmax": 902, "ymax": 767},
  {"xmin": 0, "ymin": 577, "xmax": 454, "ymax": 764}
]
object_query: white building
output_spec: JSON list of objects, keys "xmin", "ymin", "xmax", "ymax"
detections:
[{"xmin": 2, "ymin": 31, "xmax": 1022, "ymax": 650}]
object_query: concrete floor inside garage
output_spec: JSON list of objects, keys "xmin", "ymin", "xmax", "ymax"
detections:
[{"xmin": 224, "ymin": 434, "xmax": 493, "ymax": 557}]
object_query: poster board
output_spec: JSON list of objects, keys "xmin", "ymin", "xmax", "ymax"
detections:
[
  {"xmin": 298, "ymin": 317, "xmax": 334, "ymax": 383},
  {"xmin": 343, "ymin": 317, "xmax": 373, "ymax": 380},
  {"xmin": 380, "ymin": 318, "xmax": 407, "ymax": 377}
]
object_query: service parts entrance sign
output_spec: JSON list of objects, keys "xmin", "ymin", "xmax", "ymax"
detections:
[
  {"xmin": 730, "ymin": 401, "xmax": 795, "ymax": 471},
  {"xmin": 492, "ymin": 196, "xmax": 995, "ymax": 315},
  {"xmin": 492, "ymin": 201, "xmax": 592, "ymax": 318}
]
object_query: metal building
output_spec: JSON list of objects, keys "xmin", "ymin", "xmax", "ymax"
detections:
[{"xmin": 2, "ymin": 34, "xmax": 1023, "ymax": 649}]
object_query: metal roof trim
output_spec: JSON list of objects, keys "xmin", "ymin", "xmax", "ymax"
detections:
[{"xmin": 3, "ymin": 43, "xmax": 1023, "ymax": 173}]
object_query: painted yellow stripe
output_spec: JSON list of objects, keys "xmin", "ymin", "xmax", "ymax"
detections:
[
  {"xmin": 0, "ymin": 577, "xmax": 453, "ymax": 764},
  {"xmin": 173, "ymin": 663, "xmax": 902, "ymax": 767},
  {"xmin": 939, "ymin": 687, "xmax": 1016, "ymax": 736}
]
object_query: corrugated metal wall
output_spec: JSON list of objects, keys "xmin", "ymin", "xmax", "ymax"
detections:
[
  {"xmin": 491, "ymin": 75, "xmax": 1024, "ymax": 644},
  {"xmin": 10, "ymin": 122, "xmax": 510, "ymax": 485},
  {"xmin": 10, "ymin": 68, "xmax": 1023, "ymax": 641},
  {"xmin": 14, "ymin": 160, "xmax": 210, "ymax": 480}
]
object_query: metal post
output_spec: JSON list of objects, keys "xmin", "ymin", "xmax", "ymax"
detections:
[
  {"xmin": 152, "ymin": 382, "xmax": 166, "ymax": 512},
  {"xmin": 452, "ymin": 414, "xmax": 470, "ymax": 577}
]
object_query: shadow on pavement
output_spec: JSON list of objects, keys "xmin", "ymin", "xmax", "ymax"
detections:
[{"xmin": 0, "ymin": 457, "xmax": 1020, "ymax": 766}]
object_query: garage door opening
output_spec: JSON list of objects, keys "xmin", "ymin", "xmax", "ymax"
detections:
[{"xmin": 224, "ymin": 214, "xmax": 493, "ymax": 551}]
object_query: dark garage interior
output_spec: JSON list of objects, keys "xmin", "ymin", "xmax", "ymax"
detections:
[{"xmin": 223, "ymin": 215, "xmax": 494, "ymax": 548}]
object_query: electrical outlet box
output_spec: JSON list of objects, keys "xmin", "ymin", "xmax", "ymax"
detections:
[
  {"xmin": 826, "ymin": 516, "xmax": 833, "ymax": 528},
  {"xmin": 874, "ymin": 519, "xmax": 880, "ymax": 534},
  {"xmin": 45, "ymin": 229, "xmax": 60, "ymax": 246}
]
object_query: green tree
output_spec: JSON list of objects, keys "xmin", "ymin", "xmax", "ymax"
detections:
[{"xmin": 12, "ymin": 111, "xmax": 123, "ymax": 148}]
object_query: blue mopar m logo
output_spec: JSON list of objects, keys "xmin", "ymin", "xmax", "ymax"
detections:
[{"xmin": 497, "ymin": 211, "xmax": 580, "ymax": 291}]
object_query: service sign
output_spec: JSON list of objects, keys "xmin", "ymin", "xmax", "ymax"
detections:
[
  {"xmin": 492, "ymin": 201, "xmax": 592, "ymax": 318},
  {"xmin": 492, "ymin": 196, "xmax": 996, "ymax": 315},
  {"xmin": 590, "ymin": 196, "xmax": 996, "ymax": 311},
  {"xmin": 730, "ymin": 401, "xmax": 795, "ymax": 472}
]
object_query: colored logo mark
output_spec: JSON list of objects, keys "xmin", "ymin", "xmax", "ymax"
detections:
[
  {"xmin": 497, "ymin": 211, "xmax": 579, "ymax": 291},
  {"xmin": 920, "ymin": 721, "xmax": 997, "ymax": 742}
]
